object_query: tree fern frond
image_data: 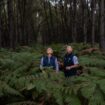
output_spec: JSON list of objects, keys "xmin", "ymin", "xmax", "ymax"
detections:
[
  {"xmin": 0, "ymin": 81, "xmax": 22, "ymax": 97},
  {"xmin": 7, "ymin": 101, "xmax": 37, "ymax": 105},
  {"xmin": 89, "ymin": 89, "xmax": 105, "ymax": 105},
  {"xmin": 80, "ymin": 83, "xmax": 96, "ymax": 99},
  {"xmin": 89, "ymin": 67, "xmax": 105, "ymax": 78},
  {"xmin": 64, "ymin": 95, "xmax": 81, "ymax": 105}
]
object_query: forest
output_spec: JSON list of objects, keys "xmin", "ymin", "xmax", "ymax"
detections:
[
  {"xmin": 0, "ymin": 0, "xmax": 105, "ymax": 50},
  {"xmin": 0, "ymin": 0, "xmax": 105, "ymax": 105}
]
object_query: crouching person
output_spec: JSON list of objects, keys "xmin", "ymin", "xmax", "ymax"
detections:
[
  {"xmin": 64, "ymin": 46, "xmax": 79, "ymax": 77},
  {"xmin": 40, "ymin": 47, "xmax": 59, "ymax": 73}
]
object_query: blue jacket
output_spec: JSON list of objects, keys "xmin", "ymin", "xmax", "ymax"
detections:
[{"xmin": 40, "ymin": 56, "xmax": 59, "ymax": 71}]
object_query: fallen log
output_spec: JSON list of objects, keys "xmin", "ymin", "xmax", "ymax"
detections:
[{"xmin": 79, "ymin": 48, "xmax": 99, "ymax": 56}]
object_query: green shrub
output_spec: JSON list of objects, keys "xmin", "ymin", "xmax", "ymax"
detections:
[{"xmin": 0, "ymin": 43, "xmax": 105, "ymax": 105}]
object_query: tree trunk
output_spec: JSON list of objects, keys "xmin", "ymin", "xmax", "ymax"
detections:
[
  {"xmin": 7, "ymin": 0, "xmax": 15, "ymax": 48},
  {"xmin": 81, "ymin": 0, "xmax": 88, "ymax": 44},
  {"xmin": 0, "ymin": 18, "xmax": 2, "ymax": 48},
  {"xmin": 91, "ymin": 0, "xmax": 96, "ymax": 46},
  {"xmin": 72, "ymin": 0, "xmax": 77, "ymax": 42},
  {"xmin": 43, "ymin": 1, "xmax": 51, "ymax": 44},
  {"xmin": 99, "ymin": 0, "xmax": 105, "ymax": 51}
]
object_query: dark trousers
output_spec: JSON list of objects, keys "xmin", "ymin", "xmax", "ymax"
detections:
[{"xmin": 64, "ymin": 69, "xmax": 77, "ymax": 77}]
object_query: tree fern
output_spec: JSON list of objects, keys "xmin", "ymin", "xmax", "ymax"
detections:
[
  {"xmin": 0, "ymin": 81, "xmax": 22, "ymax": 97},
  {"xmin": 0, "ymin": 44, "xmax": 105, "ymax": 105},
  {"xmin": 7, "ymin": 101, "xmax": 37, "ymax": 105}
]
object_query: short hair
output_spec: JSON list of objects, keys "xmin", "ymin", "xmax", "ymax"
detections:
[
  {"xmin": 66, "ymin": 46, "xmax": 72, "ymax": 49},
  {"xmin": 47, "ymin": 47, "xmax": 53, "ymax": 53},
  {"xmin": 66, "ymin": 45, "xmax": 73, "ymax": 52}
]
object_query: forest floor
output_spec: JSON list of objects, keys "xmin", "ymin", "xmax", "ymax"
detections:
[{"xmin": 0, "ymin": 43, "xmax": 105, "ymax": 105}]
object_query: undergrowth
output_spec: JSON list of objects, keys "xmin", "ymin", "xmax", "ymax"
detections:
[{"xmin": 0, "ymin": 43, "xmax": 105, "ymax": 105}]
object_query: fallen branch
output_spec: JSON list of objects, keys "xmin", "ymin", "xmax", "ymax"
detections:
[{"xmin": 79, "ymin": 48, "xmax": 99, "ymax": 56}]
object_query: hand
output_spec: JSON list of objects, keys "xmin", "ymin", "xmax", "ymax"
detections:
[
  {"xmin": 56, "ymin": 71, "xmax": 59, "ymax": 74},
  {"xmin": 40, "ymin": 66, "xmax": 44, "ymax": 70},
  {"xmin": 66, "ymin": 66, "xmax": 71, "ymax": 70}
]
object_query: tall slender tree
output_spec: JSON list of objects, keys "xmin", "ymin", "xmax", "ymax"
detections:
[
  {"xmin": 7, "ymin": 0, "xmax": 15, "ymax": 48},
  {"xmin": 91, "ymin": 0, "xmax": 96, "ymax": 46},
  {"xmin": 99, "ymin": 0, "xmax": 105, "ymax": 51},
  {"xmin": 0, "ymin": 16, "xmax": 2, "ymax": 48}
]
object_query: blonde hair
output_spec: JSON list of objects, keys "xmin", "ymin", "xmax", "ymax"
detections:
[
  {"xmin": 66, "ymin": 45, "xmax": 73, "ymax": 52},
  {"xmin": 47, "ymin": 47, "xmax": 53, "ymax": 54}
]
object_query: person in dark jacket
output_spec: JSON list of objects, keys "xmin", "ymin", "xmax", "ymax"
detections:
[
  {"xmin": 63, "ymin": 46, "xmax": 79, "ymax": 77},
  {"xmin": 40, "ymin": 48, "xmax": 59, "ymax": 72}
]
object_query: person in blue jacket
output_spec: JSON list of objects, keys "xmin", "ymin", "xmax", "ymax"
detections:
[
  {"xmin": 40, "ymin": 47, "xmax": 59, "ymax": 73},
  {"xmin": 64, "ymin": 46, "xmax": 79, "ymax": 77}
]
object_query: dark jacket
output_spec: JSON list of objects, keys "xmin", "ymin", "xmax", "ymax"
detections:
[
  {"xmin": 64, "ymin": 53, "xmax": 77, "ymax": 77},
  {"xmin": 41, "ymin": 56, "xmax": 57, "ymax": 70}
]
